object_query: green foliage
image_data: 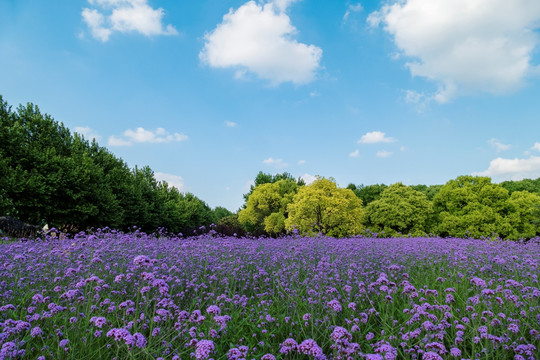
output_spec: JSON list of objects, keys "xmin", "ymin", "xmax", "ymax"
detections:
[
  {"xmin": 176, "ymin": 193, "xmax": 215, "ymax": 234},
  {"xmin": 364, "ymin": 183, "xmax": 433, "ymax": 236},
  {"xmin": 505, "ymin": 191, "xmax": 540, "ymax": 239},
  {"xmin": 286, "ymin": 177, "xmax": 364, "ymax": 237},
  {"xmin": 213, "ymin": 206, "xmax": 233, "ymax": 221},
  {"xmin": 432, "ymin": 176, "xmax": 514, "ymax": 239},
  {"xmin": 411, "ymin": 184, "xmax": 442, "ymax": 201},
  {"xmin": 154, "ymin": 183, "xmax": 215, "ymax": 235},
  {"xmin": 243, "ymin": 171, "xmax": 305, "ymax": 206},
  {"xmin": 238, "ymin": 179, "xmax": 300, "ymax": 235},
  {"xmin": 264, "ymin": 212, "xmax": 286, "ymax": 236},
  {"xmin": 532, "ymin": 204, "xmax": 540, "ymax": 228},
  {"xmin": 347, "ymin": 183, "xmax": 388, "ymax": 206},
  {"xmin": 500, "ymin": 177, "xmax": 540, "ymax": 195},
  {"xmin": 0, "ymin": 95, "xmax": 214, "ymax": 234}
]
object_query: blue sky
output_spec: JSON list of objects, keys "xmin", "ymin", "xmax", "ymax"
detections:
[{"xmin": 1, "ymin": 0, "xmax": 540, "ymax": 211}]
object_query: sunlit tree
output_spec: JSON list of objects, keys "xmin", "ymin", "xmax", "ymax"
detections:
[{"xmin": 286, "ymin": 177, "xmax": 364, "ymax": 237}]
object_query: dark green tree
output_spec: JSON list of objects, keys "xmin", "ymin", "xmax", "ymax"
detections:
[
  {"xmin": 213, "ymin": 206, "xmax": 233, "ymax": 222},
  {"xmin": 500, "ymin": 178, "xmax": 540, "ymax": 195},
  {"xmin": 347, "ymin": 183, "xmax": 388, "ymax": 206}
]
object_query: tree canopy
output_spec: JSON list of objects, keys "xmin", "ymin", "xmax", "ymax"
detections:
[
  {"xmin": 432, "ymin": 176, "xmax": 514, "ymax": 239},
  {"xmin": 238, "ymin": 179, "xmax": 300, "ymax": 236},
  {"xmin": 285, "ymin": 177, "xmax": 364, "ymax": 237},
  {"xmin": 243, "ymin": 171, "xmax": 305, "ymax": 206},
  {"xmin": 364, "ymin": 183, "xmax": 433, "ymax": 236},
  {"xmin": 0, "ymin": 95, "xmax": 220, "ymax": 235}
]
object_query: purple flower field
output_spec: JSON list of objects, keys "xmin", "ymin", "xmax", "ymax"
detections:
[{"xmin": 1, "ymin": 230, "xmax": 539, "ymax": 359}]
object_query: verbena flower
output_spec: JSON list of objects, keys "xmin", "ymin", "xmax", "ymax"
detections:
[{"xmin": 195, "ymin": 340, "xmax": 215, "ymax": 360}]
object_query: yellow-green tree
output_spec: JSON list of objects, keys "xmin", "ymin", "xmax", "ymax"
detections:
[
  {"xmin": 238, "ymin": 179, "xmax": 300, "ymax": 235},
  {"xmin": 364, "ymin": 183, "xmax": 433, "ymax": 237},
  {"xmin": 506, "ymin": 190, "xmax": 540, "ymax": 239},
  {"xmin": 285, "ymin": 177, "xmax": 364, "ymax": 237}
]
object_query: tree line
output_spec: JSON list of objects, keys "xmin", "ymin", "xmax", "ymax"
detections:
[
  {"xmin": 238, "ymin": 172, "xmax": 540, "ymax": 240},
  {"xmin": 0, "ymin": 96, "xmax": 231, "ymax": 235},
  {"xmin": 1, "ymin": 95, "xmax": 539, "ymax": 240}
]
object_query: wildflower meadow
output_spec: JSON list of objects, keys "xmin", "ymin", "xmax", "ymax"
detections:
[{"xmin": 1, "ymin": 230, "xmax": 539, "ymax": 359}]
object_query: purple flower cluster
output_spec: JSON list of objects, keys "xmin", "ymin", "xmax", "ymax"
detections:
[{"xmin": 0, "ymin": 230, "xmax": 539, "ymax": 359}]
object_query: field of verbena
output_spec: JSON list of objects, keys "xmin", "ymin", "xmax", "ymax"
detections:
[{"xmin": 1, "ymin": 231, "xmax": 539, "ymax": 360}]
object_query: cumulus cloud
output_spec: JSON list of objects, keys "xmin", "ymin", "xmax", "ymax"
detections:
[
  {"xmin": 474, "ymin": 156, "xmax": 540, "ymax": 181},
  {"xmin": 300, "ymin": 173, "xmax": 317, "ymax": 185},
  {"xmin": 200, "ymin": 0, "xmax": 322, "ymax": 85},
  {"xmin": 82, "ymin": 0, "xmax": 177, "ymax": 42},
  {"xmin": 225, "ymin": 121, "xmax": 237, "ymax": 127},
  {"xmin": 369, "ymin": 0, "xmax": 540, "ymax": 102},
  {"xmin": 108, "ymin": 127, "xmax": 187, "ymax": 146},
  {"xmin": 74, "ymin": 126, "xmax": 102, "ymax": 142},
  {"xmin": 532, "ymin": 142, "xmax": 540, "ymax": 151},
  {"xmin": 358, "ymin": 131, "xmax": 396, "ymax": 144},
  {"xmin": 488, "ymin": 138, "xmax": 511, "ymax": 152},
  {"xmin": 263, "ymin": 157, "xmax": 288, "ymax": 168},
  {"xmin": 376, "ymin": 150, "xmax": 392, "ymax": 158},
  {"xmin": 349, "ymin": 149, "xmax": 360, "ymax": 158},
  {"xmin": 107, "ymin": 135, "xmax": 132, "ymax": 147},
  {"xmin": 154, "ymin": 172, "xmax": 184, "ymax": 191},
  {"xmin": 297, "ymin": 159, "xmax": 306, "ymax": 165}
]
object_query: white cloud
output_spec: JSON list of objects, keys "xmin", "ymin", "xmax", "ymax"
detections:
[
  {"xmin": 358, "ymin": 131, "xmax": 396, "ymax": 144},
  {"xmin": 263, "ymin": 157, "xmax": 288, "ymax": 168},
  {"xmin": 82, "ymin": 8, "xmax": 112, "ymax": 42},
  {"xmin": 488, "ymin": 138, "xmax": 511, "ymax": 152},
  {"xmin": 82, "ymin": 0, "xmax": 177, "ymax": 42},
  {"xmin": 343, "ymin": 3, "xmax": 363, "ymax": 22},
  {"xmin": 225, "ymin": 121, "xmax": 237, "ymax": 127},
  {"xmin": 200, "ymin": 0, "xmax": 322, "ymax": 85},
  {"xmin": 376, "ymin": 150, "xmax": 392, "ymax": 158},
  {"xmin": 108, "ymin": 127, "xmax": 187, "ymax": 146},
  {"xmin": 369, "ymin": 0, "xmax": 540, "ymax": 102},
  {"xmin": 404, "ymin": 90, "xmax": 424, "ymax": 104},
  {"xmin": 474, "ymin": 156, "xmax": 540, "ymax": 181},
  {"xmin": 108, "ymin": 135, "xmax": 132, "ymax": 147},
  {"xmin": 74, "ymin": 126, "xmax": 102, "ymax": 142},
  {"xmin": 297, "ymin": 159, "xmax": 306, "ymax": 164},
  {"xmin": 154, "ymin": 172, "xmax": 184, "ymax": 191},
  {"xmin": 532, "ymin": 142, "xmax": 540, "ymax": 151},
  {"xmin": 301, "ymin": 173, "xmax": 317, "ymax": 185},
  {"xmin": 125, "ymin": 127, "xmax": 187, "ymax": 143},
  {"xmin": 271, "ymin": 0, "xmax": 299, "ymax": 12},
  {"xmin": 403, "ymin": 90, "xmax": 430, "ymax": 111},
  {"xmin": 349, "ymin": 149, "xmax": 360, "ymax": 158}
]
